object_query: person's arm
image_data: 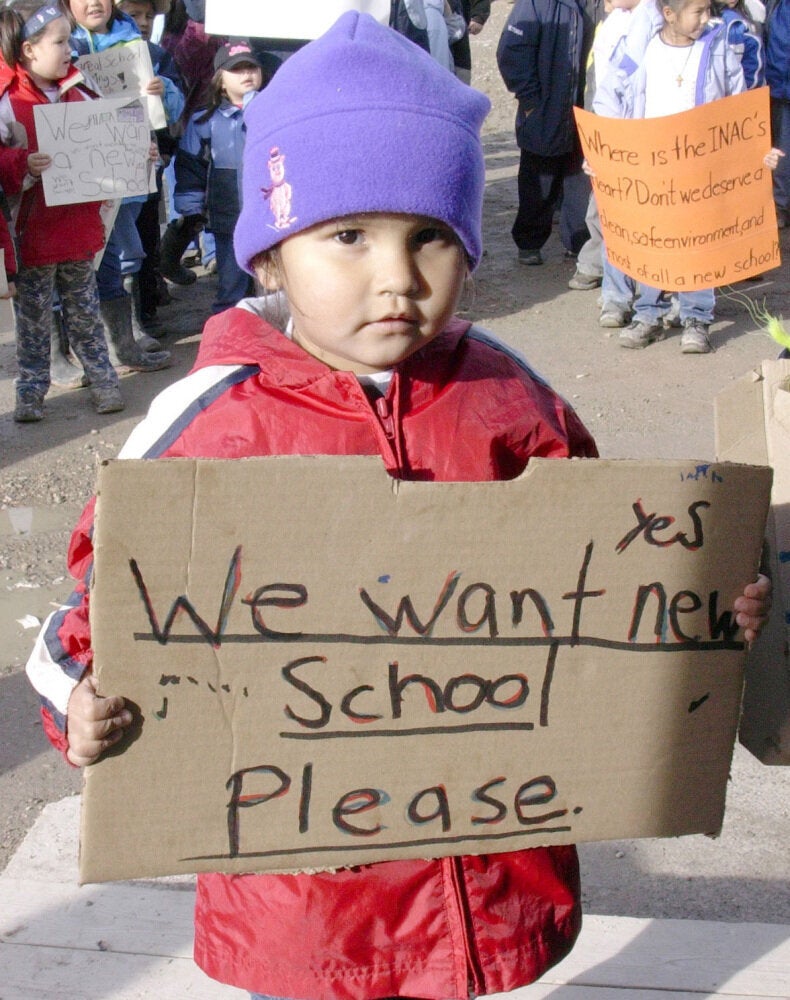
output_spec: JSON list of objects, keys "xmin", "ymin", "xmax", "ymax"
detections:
[
  {"xmin": 172, "ymin": 114, "xmax": 209, "ymax": 219},
  {"xmin": 158, "ymin": 73, "xmax": 186, "ymax": 127},
  {"xmin": 496, "ymin": 0, "xmax": 543, "ymax": 107},
  {"xmin": 25, "ymin": 500, "xmax": 131, "ymax": 764},
  {"xmin": 469, "ymin": 0, "xmax": 490, "ymax": 33}
]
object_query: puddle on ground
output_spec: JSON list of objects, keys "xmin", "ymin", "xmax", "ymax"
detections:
[{"xmin": 1, "ymin": 505, "xmax": 82, "ymax": 538}]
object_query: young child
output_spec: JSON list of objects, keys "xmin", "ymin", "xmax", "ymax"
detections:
[
  {"xmin": 171, "ymin": 40, "xmax": 264, "ymax": 314},
  {"xmin": 569, "ymin": 0, "xmax": 642, "ymax": 296},
  {"xmin": 595, "ymin": 0, "xmax": 758, "ymax": 353},
  {"xmin": 26, "ymin": 13, "xmax": 771, "ymax": 1000},
  {"xmin": 116, "ymin": 0, "xmax": 186, "ymax": 329},
  {"xmin": 67, "ymin": 0, "xmax": 172, "ymax": 371},
  {"xmin": 0, "ymin": 0, "xmax": 124, "ymax": 422}
]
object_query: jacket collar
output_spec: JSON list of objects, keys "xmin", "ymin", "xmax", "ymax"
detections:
[
  {"xmin": 190, "ymin": 305, "xmax": 472, "ymax": 399},
  {"xmin": 0, "ymin": 60, "xmax": 89, "ymax": 101}
]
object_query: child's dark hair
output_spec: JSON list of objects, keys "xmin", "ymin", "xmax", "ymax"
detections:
[
  {"xmin": 163, "ymin": 0, "xmax": 188, "ymax": 37},
  {"xmin": 710, "ymin": 0, "xmax": 751, "ymax": 16},
  {"xmin": 196, "ymin": 62, "xmax": 270, "ymax": 125},
  {"xmin": 0, "ymin": 0, "xmax": 68, "ymax": 68}
]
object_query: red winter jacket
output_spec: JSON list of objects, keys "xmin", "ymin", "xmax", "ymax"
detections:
[
  {"xmin": 28, "ymin": 307, "xmax": 598, "ymax": 999},
  {"xmin": 0, "ymin": 63, "xmax": 105, "ymax": 267}
]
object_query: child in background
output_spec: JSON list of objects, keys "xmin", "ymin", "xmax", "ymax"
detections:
[
  {"xmin": 68, "ymin": 0, "xmax": 171, "ymax": 371},
  {"xmin": 596, "ymin": 0, "xmax": 748, "ymax": 352},
  {"xmin": 157, "ymin": 0, "xmax": 224, "ymax": 284},
  {"xmin": 569, "ymin": 0, "xmax": 642, "ymax": 295},
  {"xmin": 26, "ymin": 13, "xmax": 771, "ymax": 1000},
  {"xmin": 0, "ymin": 0, "xmax": 124, "ymax": 422},
  {"xmin": 711, "ymin": 0, "xmax": 765, "ymax": 87},
  {"xmin": 172, "ymin": 41, "xmax": 264, "ymax": 314},
  {"xmin": 116, "ymin": 0, "xmax": 185, "ymax": 330}
]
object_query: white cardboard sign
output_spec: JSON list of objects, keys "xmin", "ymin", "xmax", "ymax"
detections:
[
  {"xmin": 77, "ymin": 40, "xmax": 167, "ymax": 131},
  {"xmin": 34, "ymin": 97, "xmax": 157, "ymax": 206},
  {"xmin": 205, "ymin": 0, "xmax": 390, "ymax": 39}
]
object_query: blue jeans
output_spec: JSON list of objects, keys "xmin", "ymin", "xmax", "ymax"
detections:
[
  {"xmin": 601, "ymin": 258, "xmax": 635, "ymax": 310},
  {"xmin": 634, "ymin": 285, "xmax": 715, "ymax": 325},
  {"xmin": 213, "ymin": 230, "xmax": 253, "ymax": 313},
  {"xmin": 96, "ymin": 201, "xmax": 145, "ymax": 301}
]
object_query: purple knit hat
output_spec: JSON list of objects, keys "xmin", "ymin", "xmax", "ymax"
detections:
[{"xmin": 234, "ymin": 11, "xmax": 490, "ymax": 274}]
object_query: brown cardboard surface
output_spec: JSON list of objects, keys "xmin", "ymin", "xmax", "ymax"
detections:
[
  {"xmin": 82, "ymin": 457, "xmax": 771, "ymax": 882},
  {"xmin": 716, "ymin": 363, "xmax": 790, "ymax": 764}
]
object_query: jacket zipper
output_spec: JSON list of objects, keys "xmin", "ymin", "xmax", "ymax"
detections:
[
  {"xmin": 374, "ymin": 395, "xmax": 395, "ymax": 440},
  {"xmin": 364, "ymin": 382, "xmax": 404, "ymax": 477},
  {"xmin": 444, "ymin": 855, "xmax": 486, "ymax": 997}
]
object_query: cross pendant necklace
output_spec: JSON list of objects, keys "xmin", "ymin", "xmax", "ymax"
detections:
[{"xmin": 661, "ymin": 31, "xmax": 695, "ymax": 86}]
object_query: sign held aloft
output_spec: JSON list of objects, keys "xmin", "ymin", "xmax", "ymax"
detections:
[
  {"xmin": 575, "ymin": 89, "xmax": 780, "ymax": 290},
  {"xmin": 82, "ymin": 456, "xmax": 771, "ymax": 883},
  {"xmin": 205, "ymin": 0, "xmax": 390, "ymax": 39},
  {"xmin": 77, "ymin": 40, "xmax": 167, "ymax": 131}
]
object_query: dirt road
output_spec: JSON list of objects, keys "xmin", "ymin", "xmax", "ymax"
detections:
[{"xmin": 1, "ymin": 3, "xmax": 788, "ymax": 921}]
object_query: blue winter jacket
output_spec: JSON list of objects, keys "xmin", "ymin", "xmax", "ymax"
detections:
[
  {"xmin": 174, "ymin": 101, "xmax": 248, "ymax": 234},
  {"xmin": 497, "ymin": 0, "xmax": 599, "ymax": 157},
  {"xmin": 765, "ymin": 0, "xmax": 790, "ymax": 100},
  {"xmin": 715, "ymin": 8, "xmax": 764, "ymax": 88},
  {"xmin": 594, "ymin": 20, "xmax": 746, "ymax": 118}
]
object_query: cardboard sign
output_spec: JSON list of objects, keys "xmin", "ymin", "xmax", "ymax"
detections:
[
  {"xmin": 205, "ymin": 0, "xmax": 390, "ymax": 38},
  {"xmin": 716, "ymin": 362, "xmax": 790, "ymax": 764},
  {"xmin": 77, "ymin": 40, "xmax": 167, "ymax": 130},
  {"xmin": 82, "ymin": 457, "xmax": 771, "ymax": 883},
  {"xmin": 34, "ymin": 97, "xmax": 157, "ymax": 206},
  {"xmin": 575, "ymin": 89, "xmax": 780, "ymax": 290}
]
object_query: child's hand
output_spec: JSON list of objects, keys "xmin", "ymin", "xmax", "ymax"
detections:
[
  {"xmin": 733, "ymin": 573, "xmax": 772, "ymax": 646},
  {"xmin": 764, "ymin": 148, "xmax": 785, "ymax": 171},
  {"xmin": 66, "ymin": 673, "xmax": 133, "ymax": 767},
  {"xmin": 145, "ymin": 76, "xmax": 165, "ymax": 98},
  {"xmin": 582, "ymin": 158, "xmax": 595, "ymax": 177},
  {"xmin": 26, "ymin": 152, "xmax": 51, "ymax": 177}
]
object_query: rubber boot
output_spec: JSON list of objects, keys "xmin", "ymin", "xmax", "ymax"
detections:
[
  {"xmin": 99, "ymin": 296, "xmax": 172, "ymax": 372},
  {"xmin": 125, "ymin": 275, "xmax": 166, "ymax": 349},
  {"xmin": 50, "ymin": 306, "xmax": 86, "ymax": 388},
  {"xmin": 159, "ymin": 216, "xmax": 203, "ymax": 285}
]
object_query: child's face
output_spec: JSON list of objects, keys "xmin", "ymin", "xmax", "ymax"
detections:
[
  {"xmin": 221, "ymin": 62, "xmax": 263, "ymax": 104},
  {"xmin": 118, "ymin": 0, "xmax": 156, "ymax": 40},
  {"xmin": 22, "ymin": 16, "xmax": 73, "ymax": 84},
  {"xmin": 663, "ymin": 0, "xmax": 710, "ymax": 42},
  {"xmin": 68, "ymin": 0, "xmax": 113, "ymax": 34},
  {"xmin": 256, "ymin": 213, "xmax": 467, "ymax": 375}
]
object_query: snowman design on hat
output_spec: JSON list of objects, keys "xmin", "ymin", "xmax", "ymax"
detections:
[{"xmin": 262, "ymin": 147, "xmax": 296, "ymax": 230}]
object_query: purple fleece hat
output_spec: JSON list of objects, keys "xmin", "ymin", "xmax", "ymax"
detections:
[{"xmin": 234, "ymin": 11, "xmax": 490, "ymax": 274}]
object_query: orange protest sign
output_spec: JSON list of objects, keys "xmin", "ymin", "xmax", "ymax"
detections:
[{"xmin": 574, "ymin": 89, "xmax": 780, "ymax": 291}]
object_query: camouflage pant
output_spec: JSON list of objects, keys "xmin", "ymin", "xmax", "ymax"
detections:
[{"xmin": 14, "ymin": 259, "xmax": 119, "ymax": 397}]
